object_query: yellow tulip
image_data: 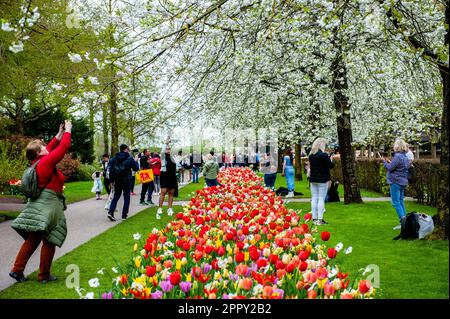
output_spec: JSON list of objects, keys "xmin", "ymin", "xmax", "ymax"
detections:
[
  {"xmin": 134, "ymin": 256, "xmax": 142, "ymax": 268},
  {"xmin": 185, "ymin": 273, "xmax": 192, "ymax": 282},
  {"xmin": 317, "ymin": 278, "xmax": 327, "ymax": 289},
  {"xmin": 120, "ymin": 288, "xmax": 128, "ymax": 296},
  {"xmin": 176, "ymin": 259, "xmax": 182, "ymax": 270},
  {"xmin": 133, "ymin": 243, "xmax": 138, "ymax": 252},
  {"xmin": 244, "ymin": 252, "xmax": 250, "ymax": 262}
]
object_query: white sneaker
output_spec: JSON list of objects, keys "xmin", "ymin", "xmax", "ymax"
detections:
[
  {"xmin": 286, "ymin": 192, "xmax": 294, "ymax": 198},
  {"xmin": 156, "ymin": 208, "xmax": 162, "ymax": 219},
  {"xmin": 393, "ymin": 224, "xmax": 401, "ymax": 230},
  {"xmin": 167, "ymin": 208, "xmax": 174, "ymax": 216}
]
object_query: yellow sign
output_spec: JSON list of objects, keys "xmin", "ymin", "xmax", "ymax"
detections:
[{"xmin": 136, "ymin": 169, "xmax": 154, "ymax": 183}]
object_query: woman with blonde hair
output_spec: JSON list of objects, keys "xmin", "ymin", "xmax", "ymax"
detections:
[
  {"xmin": 308, "ymin": 137, "xmax": 335, "ymax": 225},
  {"xmin": 381, "ymin": 138, "xmax": 410, "ymax": 230}
]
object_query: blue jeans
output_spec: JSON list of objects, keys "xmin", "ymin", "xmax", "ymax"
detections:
[
  {"xmin": 153, "ymin": 175, "xmax": 160, "ymax": 193},
  {"xmin": 264, "ymin": 173, "xmax": 277, "ymax": 190},
  {"xmin": 205, "ymin": 178, "xmax": 219, "ymax": 187},
  {"xmin": 285, "ymin": 166, "xmax": 295, "ymax": 191},
  {"xmin": 192, "ymin": 167, "xmax": 200, "ymax": 183},
  {"xmin": 108, "ymin": 179, "xmax": 131, "ymax": 218},
  {"xmin": 390, "ymin": 183, "xmax": 407, "ymax": 221},
  {"xmin": 311, "ymin": 182, "xmax": 328, "ymax": 220}
]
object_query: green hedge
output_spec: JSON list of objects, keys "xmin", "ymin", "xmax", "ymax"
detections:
[{"xmin": 331, "ymin": 158, "xmax": 441, "ymax": 207}]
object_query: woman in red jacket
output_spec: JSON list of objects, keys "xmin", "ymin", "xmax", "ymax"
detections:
[
  {"xmin": 150, "ymin": 153, "xmax": 161, "ymax": 195},
  {"xmin": 10, "ymin": 120, "xmax": 72, "ymax": 283}
]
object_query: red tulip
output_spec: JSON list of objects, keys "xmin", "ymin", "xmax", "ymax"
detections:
[
  {"xmin": 269, "ymin": 254, "xmax": 278, "ymax": 264},
  {"xmin": 285, "ymin": 263, "xmax": 296, "ymax": 273},
  {"xmin": 211, "ymin": 259, "xmax": 219, "ymax": 270},
  {"xmin": 235, "ymin": 252, "xmax": 245, "ymax": 263},
  {"xmin": 256, "ymin": 258, "xmax": 268, "ymax": 269},
  {"xmin": 182, "ymin": 242, "xmax": 191, "ymax": 251},
  {"xmin": 298, "ymin": 250, "xmax": 310, "ymax": 261},
  {"xmin": 169, "ymin": 271, "xmax": 181, "ymax": 285},
  {"xmin": 205, "ymin": 245, "xmax": 214, "ymax": 254},
  {"xmin": 217, "ymin": 246, "xmax": 225, "ymax": 256},
  {"xmin": 146, "ymin": 266, "xmax": 156, "ymax": 277},
  {"xmin": 327, "ymin": 248, "xmax": 337, "ymax": 259},
  {"xmin": 275, "ymin": 260, "xmax": 285, "ymax": 270},
  {"xmin": 307, "ymin": 290, "xmax": 317, "ymax": 299},
  {"xmin": 299, "ymin": 261, "xmax": 308, "ymax": 272},
  {"xmin": 358, "ymin": 280, "xmax": 371, "ymax": 294},
  {"xmin": 304, "ymin": 213, "xmax": 312, "ymax": 221},
  {"xmin": 321, "ymin": 231, "xmax": 331, "ymax": 241}
]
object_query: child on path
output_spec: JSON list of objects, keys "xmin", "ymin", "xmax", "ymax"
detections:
[{"xmin": 91, "ymin": 171, "xmax": 103, "ymax": 200}]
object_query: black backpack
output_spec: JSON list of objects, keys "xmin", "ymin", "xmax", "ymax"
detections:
[
  {"xmin": 394, "ymin": 212, "xmax": 420, "ymax": 240},
  {"xmin": 275, "ymin": 187, "xmax": 289, "ymax": 196},
  {"xmin": 109, "ymin": 156, "xmax": 129, "ymax": 182}
]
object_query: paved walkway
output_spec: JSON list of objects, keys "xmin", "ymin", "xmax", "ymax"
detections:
[{"xmin": 0, "ymin": 183, "xmax": 189, "ymax": 292}]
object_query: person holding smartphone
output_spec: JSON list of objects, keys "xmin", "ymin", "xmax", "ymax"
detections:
[
  {"xmin": 381, "ymin": 139, "xmax": 410, "ymax": 231},
  {"xmin": 10, "ymin": 120, "xmax": 72, "ymax": 283}
]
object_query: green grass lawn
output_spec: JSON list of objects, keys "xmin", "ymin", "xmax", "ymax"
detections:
[
  {"xmin": 0, "ymin": 206, "xmax": 181, "ymax": 299},
  {"xmin": 176, "ymin": 177, "xmax": 205, "ymax": 201},
  {"xmin": 258, "ymin": 172, "xmax": 383, "ymax": 198},
  {"xmin": 0, "ymin": 211, "xmax": 20, "ymax": 223},
  {"xmin": 285, "ymin": 201, "xmax": 449, "ymax": 299},
  {"xmin": 64, "ymin": 181, "xmax": 107, "ymax": 204}
]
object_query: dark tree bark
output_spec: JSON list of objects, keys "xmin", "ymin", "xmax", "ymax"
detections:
[
  {"xmin": 331, "ymin": 50, "xmax": 362, "ymax": 204},
  {"xmin": 110, "ymin": 83, "xmax": 119, "ymax": 156},
  {"xmin": 102, "ymin": 102, "xmax": 109, "ymax": 155},
  {"xmin": 436, "ymin": 63, "xmax": 449, "ymax": 238},
  {"xmin": 294, "ymin": 142, "xmax": 303, "ymax": 181}
]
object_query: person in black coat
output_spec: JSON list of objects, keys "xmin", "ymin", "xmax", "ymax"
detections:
[
  {"xmin": 308, "ymin": 138, "xmax": 336, "ymax": 225},
  {"xmin": 107, "ymin": 144, "xmax": 139, "ymax": 221}
]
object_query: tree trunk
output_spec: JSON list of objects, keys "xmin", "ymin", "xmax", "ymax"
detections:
[
  {"xmin": 110, "ymin": 83, "xmax": 119, "ymax": 155},
  {"xmin": 277, "ymin": 146, "xmax": 283, "ymax": 173},
  {"xmin": 415, "ymin": 142, "xmax": 420, "ymax": 159},
  {"xmin": 431, "ymin": 143, "xmax": 437, "ymax": 159},
  {"xmin": 368, "ymin": 145, "xmax": 372, "ymax": 158},
  {"xmin": 13, "ymin": 98, "xmax": 24, "ymax": 135},
  {"xmin": 332, "ymin": 50, "xmax": 362, "ymax": 204},
  {"xmin": 294, "ymin": 142, "xmax": 303, "ymax": 181},
  {"xmin": 89, "ymin": 103, "xmax": 95, "ymax": 132},
  {"xmin": 433, "ymin": 64, "xmax": 449, "ymax": 239},
  {"xmin": 102, "ymin": 103, "xmax": 109, "ymax": 155}
]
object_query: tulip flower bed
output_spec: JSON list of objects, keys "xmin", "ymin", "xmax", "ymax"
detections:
[{"xmin": 98, "ymin": 168, "xmax": 375, "ymax": 299}]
